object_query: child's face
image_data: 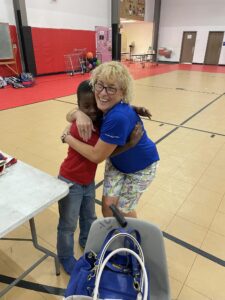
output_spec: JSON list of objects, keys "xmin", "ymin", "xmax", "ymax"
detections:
[{"xmin": 79, "ymin": 93, "xmax": 100, "ymax": 122}]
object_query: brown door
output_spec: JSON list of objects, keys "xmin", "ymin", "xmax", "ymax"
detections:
[
  {"xmin": 180, "ymin": 32, "xmax": 197, "ymax": 63},
  {"xmin": 204, "ymin": 32, "xmax": 224, "ymax": 65}
]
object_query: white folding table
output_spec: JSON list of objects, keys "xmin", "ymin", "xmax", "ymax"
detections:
[
  {"xmin": 0, "ymin": 153, "xmax": 69, "ymax": 296},
  {"xmin": 131, "ymin": 53, "xmax": 157, "ymax": 67}
]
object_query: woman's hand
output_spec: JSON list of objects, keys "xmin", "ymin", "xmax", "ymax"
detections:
[
  {"xmin": 76, "ymin": 110, "xmax": 95, "ymax": 142},
  {"xmin": 128, "ymin": 122, "xmax": 144, "ymax": 147},
  {"xmin": 133, "ymin": 105, "xmax": 152, "ymax": 119},
  {"xmin": 67, "ymin": 110, "xmax": 95, "ymax": 142}
]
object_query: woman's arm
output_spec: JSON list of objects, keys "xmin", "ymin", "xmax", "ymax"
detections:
[
  {"xmin": 62, "ymin": 122, "xmax": 143, "ymax": 161},
  {"xmin": 66, "ymin": 106, "xmax": 150, "ymax": 142},
  {"xmin": 64, "ymin": 134, "xmax": 117, "ymax": 164}
]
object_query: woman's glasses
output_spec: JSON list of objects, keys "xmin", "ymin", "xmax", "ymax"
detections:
[{"xmin": 94, "ymin": 82, "xmax": 117, "ymax": 95}]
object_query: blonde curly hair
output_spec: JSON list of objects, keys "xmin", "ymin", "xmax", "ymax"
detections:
[{"xmin": 90, "ymin": 61, "xmax": 133, "ymax": 103}]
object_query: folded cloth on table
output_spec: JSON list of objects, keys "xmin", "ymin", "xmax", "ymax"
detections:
[
  {"xmin": 0, "ymin": 159, "xmax": 6, "ymax": 175},
  {"xmin": 0, "ymin": 153, "xmax": 17, "ymax": 167}
]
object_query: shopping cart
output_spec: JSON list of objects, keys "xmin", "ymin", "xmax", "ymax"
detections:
[{"xmin": 64, "ymin": 48, "xmax": 87, "ymax": 75}]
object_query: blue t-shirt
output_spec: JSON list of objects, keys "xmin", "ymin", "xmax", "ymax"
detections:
[{"xmin": 100, "ymin": 101, "xmax": 159, "ymax": 173}]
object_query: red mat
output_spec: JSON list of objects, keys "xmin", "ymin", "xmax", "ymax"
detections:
[
  {"xmin": 0, "ymin": 73, "xmax": 90, "ymax": 110},
  {"xmin": 1, "ymin": 64, "xmax": 225, "ymax": 110}
]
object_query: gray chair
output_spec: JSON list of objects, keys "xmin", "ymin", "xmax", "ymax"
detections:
[{"xmin": 84, "ymin": 217, "xmax": 170, "ymax": 300}]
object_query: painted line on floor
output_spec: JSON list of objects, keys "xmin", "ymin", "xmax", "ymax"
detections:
[
  {"xmin": 95, "ymin": 180, "xmax": 104, "ymax": 189},
  {"xmin": 54, "ymin": 98, "xmax": 75, "ymax": 105},
  {"xmin": 92, "ymin": 92, "xmax": 225, "ymax": 267},
  {"xmin": 0, "ymin": 89, "xmax": 224, "ymax": 297},
  {"xmin": 179, "ymin": 93, "xmax": 224, "ymax": 125},
  {"xmin": 154, "ymin": 92, "xmax": 225, "ymax": 143},
  {"xmin": 93, "ymin": 197, "xmax": 225, "ymax": 268},
  {"xmin": 163, "ymin": 232, "xmax": 225, "ymax": 267},
  {"xmin": 136, "ymin": 82, "xmax": 220, "ymax": 95},
  {"xmin": 0, "ymin": 275, "xmax": 65, "ymax": 295},
  {"xmin": 149, "ymin": 119, "xmax": 225, "ymax": 137},
  {"xmin": 94, "ymin": 199, "xmax": 225, "ymax": 267}
]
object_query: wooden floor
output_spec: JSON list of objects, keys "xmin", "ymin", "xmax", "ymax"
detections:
[{"xmin": 1, "ymin": 64, "xmax": 225, "ymax": 299}]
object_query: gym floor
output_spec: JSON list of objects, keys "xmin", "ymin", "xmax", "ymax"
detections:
[{"xmin": 0, "ymin": 64, "xmax": 225, "ymax": 299}]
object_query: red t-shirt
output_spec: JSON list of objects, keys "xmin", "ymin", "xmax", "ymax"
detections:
[{"xmin": 59, "ymin": 122, "xmax": 99, "ymax": 185}]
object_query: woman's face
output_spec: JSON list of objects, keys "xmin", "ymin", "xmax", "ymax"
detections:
[{"xmin": 94, "ymin": 80, "xmax": 124, "ymax": 113}]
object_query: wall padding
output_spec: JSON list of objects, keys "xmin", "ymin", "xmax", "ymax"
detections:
[{"xmin": 31, "ymin": 27, "xmax": 96, "ymax": 75}]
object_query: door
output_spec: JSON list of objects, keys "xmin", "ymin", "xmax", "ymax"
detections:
[
  {"xmin": 204, "ymin": 32, "xmax": 224, "ymax": 65},
  {"xmin": 121, "ymin": 32, "xmax": 127, "ymax": 53},
  {"xmin": 180, "ymin": 32, "xmax": 197, "ymax": 63}
]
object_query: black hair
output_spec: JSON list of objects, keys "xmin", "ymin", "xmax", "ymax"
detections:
[{"xmin": 77, "ymin": 80, "xmax": 93, "ymax": 106}]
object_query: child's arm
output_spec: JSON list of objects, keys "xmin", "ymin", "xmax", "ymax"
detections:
[
  {"xmin": 132, "ymin": 105, "xmax": 152, "ymax": 119},
  {"xmin": 110, "ymin": 122, "xmax": 143, "ymax": 157}
]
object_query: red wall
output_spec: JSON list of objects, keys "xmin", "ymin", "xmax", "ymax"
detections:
[
  {"xmin": 31, "ymin": 27, "xmax": 96, "ymax": 75},
  {"xmin": 0, "ymin": 25, "xmax": 22, "ymax": 77},
  {"xmin": 0, "ymin": 26, "xmax": 96, "ymax": 76}
]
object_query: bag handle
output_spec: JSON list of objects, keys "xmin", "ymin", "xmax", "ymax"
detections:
[
  {"xmin": 96, "ymin": 232, "xmax": 145, "ymax": 292},
  {"xmin": 97, "ymin": 227, "xmax": 141, "ymax": 256},
  {"xmin": 93, "ymin": 248, "xmax": 148, "ymax": 300},
  {"xmin": 97, "ymin": 232, "xmax": 144, "ymax": 268}
]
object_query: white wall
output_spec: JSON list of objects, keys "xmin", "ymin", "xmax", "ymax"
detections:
[
  {"xmin": 158, "ymin": 0, "xmax": 225, "ymax": 64},
  {"xmin": 0, "ymin": 0, "xmax": 16, "ymax": 24},
  {"xmin": 121, "ymin": 22, "xmax": 153, "ymax": 54},
  {"xmin": 25, "ymin": 0, "xmax": 111, "ymax": 30}
]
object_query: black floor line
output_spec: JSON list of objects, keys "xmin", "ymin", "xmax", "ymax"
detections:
[
  {"xmin": 1, "ymin": 92, "xmax": 225, "ymax": 295},
  {"xmin": 150, "ymin": 119, "xmax": 225, "ymax": 137},
  {"xmin": 91, "ymin": 92, "xmax": 225, "ymax": 266},
  {"xmin": 95, "ymin": 180, "xmax": 104, "ymax": 189},
  {"xmin": 93, "ymin": 197, "xmax": 225, "ymax": 268},
  {"xmin": 54, "ymin": 98, "xmax": 76, "ymax": 105},
  {"xmin": 0, "ymin": 97, "xmax": 75, "ymax": 112},
  {"xmin": 180, "ymin": 93, "xmax": 224, "ymax": 125},
  {"xmin": 0, "ymin": 100, "xmax": 52, "ymax": 112},
  {"xmin": 136, "ymin": 82, "xmax": 219, "ymax": 95},
  {"xmin": 155, "ymin": 92, "xmax": 225, "ymax": 144},
  {"xmin": 0, "ymin": 275, "xmax": 65, "ymax": 295},
  {"xmin": 163, "ymin": 232, "xmax": 225, "ymax": 267},
  {"xmin": 1, "ymin": 198, "xmax": 224, "ymax": 297}
]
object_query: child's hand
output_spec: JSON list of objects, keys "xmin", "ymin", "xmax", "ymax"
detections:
[
  {"xmin": 62, "ymin": 124, "xmax": 71, "ymax": 136},
  {"xmin": 61, "ymin": 124, "xmax": 72, "ymax": 143},
  {"xmin": 133, "ymin": 106, "xmax": 152, "ymax": 119},
  {"xmin": 129, "ymin": 122, "xmax": 144, "ymax": 147}
]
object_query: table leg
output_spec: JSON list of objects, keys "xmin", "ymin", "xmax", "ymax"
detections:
[
  {"xmin": 0, "ymin": 218, "xmax": 60, "ymax": 296},
  {"xmin": 29, "ymin": 218, "xmax": 60, "ymax": 276}
]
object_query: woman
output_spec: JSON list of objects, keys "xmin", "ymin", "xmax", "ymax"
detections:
[{"xmin": 62, "ymin": 61, "xmax": 159, "ymax": 218}]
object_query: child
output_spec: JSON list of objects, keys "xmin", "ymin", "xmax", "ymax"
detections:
[{"xmin": 57, "ymin": 80, "xmax": 143, "ymax": 275}]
